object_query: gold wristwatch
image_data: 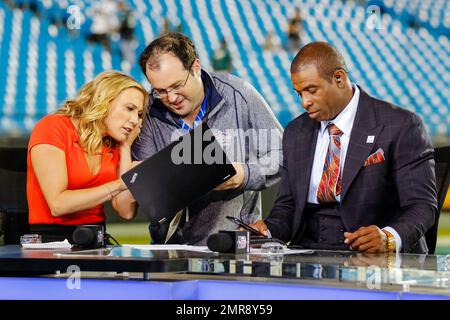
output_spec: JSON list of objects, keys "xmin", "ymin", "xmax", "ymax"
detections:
[{"xmin": 383, "ymin": 230, "xmax": 396, "ymax": 252}]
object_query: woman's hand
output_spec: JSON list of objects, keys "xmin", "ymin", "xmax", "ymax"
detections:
[
  {"xmin": 121, "ymin": 118, "xmax": 143, "ymax": 149},
  {"xmin": 131, "ymin": 160, "xmax": 142, "ymax": 168}
]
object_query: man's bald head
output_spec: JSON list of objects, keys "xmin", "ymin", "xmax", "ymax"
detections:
[{"xmin": 290, "ymin": 42, "xmax": 348, "ymax": 82}]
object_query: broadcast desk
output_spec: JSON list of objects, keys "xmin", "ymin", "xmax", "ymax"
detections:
[{"xmin": 0, "ymin": 245, "xmax": 449, "ymax": 300}]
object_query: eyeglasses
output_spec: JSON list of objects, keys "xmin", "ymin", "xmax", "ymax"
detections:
[{"xmin": 151, "ymin": 62, "xmax": 194, "ymax": 99}]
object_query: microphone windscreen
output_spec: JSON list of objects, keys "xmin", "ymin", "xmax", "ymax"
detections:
[
  {"xmin": 73, "ymin": 227, "xmax": 95, "ymax": 246},
  {"xmin": 207, "ymin": 232, "xmax": 233, "ymax": 253}
]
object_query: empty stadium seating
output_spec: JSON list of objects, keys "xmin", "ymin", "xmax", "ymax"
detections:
[{"xmin": 0, "ymin": 0, "xmax": 448, "ymax": 137}]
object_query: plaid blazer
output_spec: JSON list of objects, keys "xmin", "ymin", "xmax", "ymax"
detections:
[{"xmin": 265, "ymin": 87, "xmax": 437, "ymax": 253}]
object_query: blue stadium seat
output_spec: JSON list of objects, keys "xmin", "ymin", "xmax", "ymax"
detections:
[{"xmin": 0, "ymin": 0, "xmax": 448, "ymax": 137}]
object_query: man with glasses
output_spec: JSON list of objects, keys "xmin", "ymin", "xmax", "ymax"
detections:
[{"xmin": 132, "ymin": 33, "xmax": 283, "ymax": 245}]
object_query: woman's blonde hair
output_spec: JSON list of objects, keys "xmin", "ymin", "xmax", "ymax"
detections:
[{"xmin": 56, "ymin": 71, "xmax": 148, "ymax": 155}]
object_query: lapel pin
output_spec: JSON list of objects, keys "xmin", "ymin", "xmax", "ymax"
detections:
[{"xmin": 366, "ymin": 136, "xmax": 375, "ymax": 143}]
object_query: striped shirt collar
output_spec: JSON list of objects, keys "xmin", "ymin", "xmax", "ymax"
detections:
[{"xmin": 179, "ymin": 97, "xmax": 208, "ymax": 131}]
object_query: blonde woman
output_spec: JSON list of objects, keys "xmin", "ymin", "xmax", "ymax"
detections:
[{"xmin": 27, "ymin": 71, "xmax": 147, "ymax": 242}]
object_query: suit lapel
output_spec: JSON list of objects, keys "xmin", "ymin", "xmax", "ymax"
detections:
[{"xmin": 340, "ymin": 88, "xmax": 384, "ymax": 202}]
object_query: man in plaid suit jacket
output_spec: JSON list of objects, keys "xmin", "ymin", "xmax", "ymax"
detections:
[{"xmin": 251, "ymin": 42, "xmax": 437, "ymax": 254}]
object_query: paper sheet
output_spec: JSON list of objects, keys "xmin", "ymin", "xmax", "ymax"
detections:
[
  {"xmin": 122, "ymin": 244, "xmax": 212, "ymax": 253},
  {"xmin": 249, "ymin": 248, "xmax": 314, "ymax": 255},
  {"xmin": 122, "ymin": 244, "xmax": 313, "ymax": 255},
  {"xmin": 21, "ymin": 239, "xmax": 72, "ymax": 250}
]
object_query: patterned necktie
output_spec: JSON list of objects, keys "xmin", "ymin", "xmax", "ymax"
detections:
[{"xmin": 317, "ymin": 123, "xmax": 343, "ymax": 203}]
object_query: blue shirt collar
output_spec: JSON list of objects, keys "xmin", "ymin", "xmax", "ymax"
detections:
[{"xmin": 179, "ymin": 97, "xmax": 208, "ymax": 131}]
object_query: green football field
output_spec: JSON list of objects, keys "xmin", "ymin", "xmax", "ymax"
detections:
[{"xmin": 436, "ymin": 212, "xmax": 450, "ymax": 254}]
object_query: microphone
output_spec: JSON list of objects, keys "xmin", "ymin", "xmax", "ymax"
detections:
[
  {"xmin": 73, "ymin": 228, "xmax": 94, "ymax": 245},
  {"xmin": 72, "ymin": 225, "xmax": 105, "ymax": 249},
  {"xmin": 207, "ymin": 230, "xmax": 249, "ymax": 254}
]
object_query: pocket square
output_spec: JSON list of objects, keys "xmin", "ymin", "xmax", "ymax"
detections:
[{"xmin": 364, "ymin": 148, "xmax": 385, "ymax": 167}]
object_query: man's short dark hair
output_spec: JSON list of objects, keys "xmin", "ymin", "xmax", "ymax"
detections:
[
  {"xmin": 139, "ymin": 32, "xmax": 198, "ymax": 74},
  {"xmin": 290, "ymin": 41, "xmax": 348, "ymax": 82}
]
